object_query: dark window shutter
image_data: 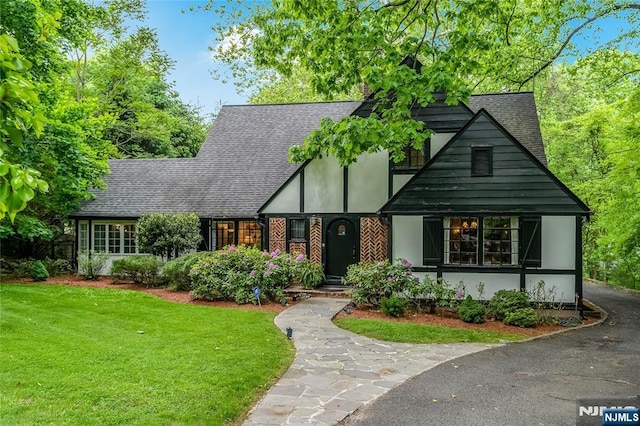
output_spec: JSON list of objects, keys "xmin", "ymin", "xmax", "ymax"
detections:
[
  {"xmin": 423, "ymin": 217, "xmax": 443, "ymax": 266},
  {"xmin": 520, "ymin": 217, "xmax": 541, "ymax": 267}
]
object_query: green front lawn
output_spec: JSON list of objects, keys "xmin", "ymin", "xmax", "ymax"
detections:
[
  {"xmin": 0, "ymin": 283, "xmax": 294, "ymax": 425},
  {"xmin": 334, "ymin": 318, "xmax": 526, "ymax": 343}
]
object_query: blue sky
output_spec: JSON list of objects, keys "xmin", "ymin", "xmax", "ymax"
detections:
[
  {"xmin": 141, "ymin": 0, "xmax": 247, "ymax": 118},
  {"xmin": 141, "ymin": 1, "xmax": 637, "ymax": 118}
]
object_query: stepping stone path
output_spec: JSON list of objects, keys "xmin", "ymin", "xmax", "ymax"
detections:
[{"xmin": 244, "ymin": 297, "xmax": 498, "ymax": 425}]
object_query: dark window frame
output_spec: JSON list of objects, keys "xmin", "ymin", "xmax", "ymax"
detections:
[
  {"xmin": 215, "ymin": 219, "xmax": 262, "ymax": 250},
  {"xmin": 394, "ymin": 138, "xmax": 431, "ymax": 171},
  {"xmin": 471, "ymin": 146, "xmax": 493, "ymax": 177},
  {"xmin": 289, "ymin": 218, "xmax": 306, "ymax": 241}
]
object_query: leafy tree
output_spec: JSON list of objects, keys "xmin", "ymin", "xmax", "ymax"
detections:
[
  {"xmin": 209, "ymin": 0, "xmax": 639, "ymax": 165},
  {"xmin": 537, "ymin": 50, "xmax": 640, "ymax": 288},
  {"xmin": 137, "ymin": 213, "xmax": 202, "ymax": 260},
  {"xmin": 0, "ymin": 34, "xmax": 49, "ymax": 222},
  {"xmin": 1, "ymin": 0, "xmax": 207, "ymax": 257}
]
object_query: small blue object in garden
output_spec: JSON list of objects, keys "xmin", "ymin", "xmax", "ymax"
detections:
[
  {"xmin": 253, "ymin": 286, "xmax": 261, "ymax": 306},
  {"xmin": 286, "ymin": 327, "xmax": 293, "ymax": 339}
]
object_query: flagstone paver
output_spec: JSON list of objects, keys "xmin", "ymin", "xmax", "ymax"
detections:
[{"xmin": 244, "ymin": 298, "xmax": 499, "ymax": 426}]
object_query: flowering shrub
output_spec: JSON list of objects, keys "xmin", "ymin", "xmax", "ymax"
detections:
[
  {"xmin": 189, "ymin": 245, "xmax": 315, "ymax": 304},
  {"xmin": 344, "ymin": 259, "xmax": 417, "ymax": 307}
]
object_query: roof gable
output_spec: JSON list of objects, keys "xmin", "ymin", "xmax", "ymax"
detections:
[{"xmin": 381, "ymin": 110, "xmax": 590, "ymax": 215}]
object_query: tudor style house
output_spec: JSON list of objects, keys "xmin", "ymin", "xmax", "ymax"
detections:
[{"xmin": 72, "ymin": 90, "xmax": 590, "ymax": 304}]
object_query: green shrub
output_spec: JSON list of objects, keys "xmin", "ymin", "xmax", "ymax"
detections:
[
  {"xmin": 457, "ymin": 295, "xmax": 486, "ymax": 324},
  {"xmin": 344, "ymin": 259, "xmax": 416, "ymax": 307},
  {"xmin": 78, "ymin": 251, "xmax": 108, "ymax": 280},
  {"xmin": 189, "ymin": 246, "xmax": 295, "ymax": 304},
  {"xmin": 4, "ymin": 259, "xmax": 34, "ymax": 278},
  {"xmin": 293, "ymin": 255, "xmax": 325, "ymax": 289},
  {"xmin": 110, "ymin": 256, "xmax": 164, "ymax": 286},
  {"xmin": 403, "ymin": 276, "xmax": 458, "ymax": 312},
  {"xmin": 43, "ymin": 258, "xmax": 73, "ymax": 277},
  {"xmin": 380, "ymin": 296, "xmax": 407, "ymax": 318},
  {"xmin": 29, "ymin": 260, "xmax": 49, "ymax": 282},
  {"xmin": 163, "ymin": 252, "xmax": 209, "ymax": 291},
  {"xmin": 137, "ymin": 213, "xmax": 202, "ymax": 260},
  {"xmin": 488, "ymin": 290, "xmax": 530, "ymax": 321},
  {"xmin": 504, "ymin": 307, "xmax": 539, "ymax": 328}
]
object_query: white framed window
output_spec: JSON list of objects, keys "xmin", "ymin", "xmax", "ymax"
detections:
[
  {"xmin": 92, "ymin": 223, "xmax": 137, "ymax": 254},
  {"xmin": 444, "ymin": 217, "xmax": 479, "ymax": 265},
  {"xmin": 94, "ymin": 224, "xmax": 107, "ymax": 253},
  {"xmin": 124, "ymin": 225, "xmax": 136, "ymax": 253},
  {"xmin": 79, "ymin": 222, "xmax": 88, "ymax": 252},
  {"xmin": 483, "ymin": 217, "xmax": 518, "ymax": 265}
]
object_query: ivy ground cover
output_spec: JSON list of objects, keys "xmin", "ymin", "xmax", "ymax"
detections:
[{"xmin": 0, "ymin": 284, "xmax": 293, "ymax": 425}]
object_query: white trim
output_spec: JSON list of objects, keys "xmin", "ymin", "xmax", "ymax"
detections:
[{"xmin": 91, "ymin": 221, "xmax": 138, "ymax": 255}]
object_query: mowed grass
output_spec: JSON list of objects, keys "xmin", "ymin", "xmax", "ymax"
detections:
[
  {"xmin": 0, "ymin": 283, "xmax": 294, "ymax": 425},
  {"xmin": 334, "ymin": 318, "xmax": 526, "ymax": 344}
]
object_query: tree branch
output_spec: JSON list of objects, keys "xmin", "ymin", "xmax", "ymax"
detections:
[{"xmin": 517, "ymin": 3, "xmax": 640, "ymax": 90}]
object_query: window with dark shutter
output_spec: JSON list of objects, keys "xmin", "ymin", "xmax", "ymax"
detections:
[
  {"xmin": 423, "ymin": 217, "xmax": 443, "ymax": 265},
  {"xmin": 520, "ymin": 217, "xmax": 542, "ymax": 267},
  {"xmin": 471, "ymin": 146, "xmax": 493, "ymax": 176}
]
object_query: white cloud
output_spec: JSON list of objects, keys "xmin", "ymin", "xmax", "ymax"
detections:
[{"xmin": 214, "ymin": 26, "xmax": 260, "ymax": 59}]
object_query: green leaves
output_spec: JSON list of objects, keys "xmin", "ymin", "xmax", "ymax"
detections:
[
  {"xmin": 211, "ymin": 0, "xmax": 639, "ymax": 165},
  {"xmin": 137, "ymin": 213, "xmax": 202, "ymax": 260}
]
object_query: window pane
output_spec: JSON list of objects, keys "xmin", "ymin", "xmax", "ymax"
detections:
[
  {"xmin": 94, "ymin": 224, "xmax": 106, "ymax": 253},
  {"xmin": 290, "ymin": 219, "xmax": 305, "ymax": 240},
  {"xmin": 238, "ymin": 220, "xmax": 261, "ymax": 249},
  {"xmin": 396, "ymin": 141, "xmax": 428, "ymax": 169},
  {"xmin": 445, "ymin": 217, "xmax": 478, "ymax": 264},
  {"xmin": 216, "ymin": 221, "xmax": 235, "ymax": 250},
  {"xmin": 483, "ymin": 217, "xmax": 518, "ymax": 265},
  {"xmin": 124, "ymin": 225, "xmax": 136, "ymax": 254},
  {"xmin": 108, "ymin": 224, "xmax": 121, "ymax": 254},
  {"xmin": 79, "ymin": 223, "xmax": 88, "ymax": 252}
]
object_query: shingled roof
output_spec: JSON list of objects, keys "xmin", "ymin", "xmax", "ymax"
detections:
[
  {"xmin": 73, "ymin": 93, "xmax": 545, "ymax": 219},
  {"xmin": 73, "ymin": 102, "xmax": 361, "ymax": 218}
]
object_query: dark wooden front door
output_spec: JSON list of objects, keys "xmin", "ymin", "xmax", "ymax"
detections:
[{"xmin": 326, "ymin": 218, "xmax": 357, "ymax": 279}]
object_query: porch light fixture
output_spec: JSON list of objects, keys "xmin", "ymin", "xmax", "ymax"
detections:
[{"xmin": 310, "ymin": 215, "xmax": 319, "ymax": 226}]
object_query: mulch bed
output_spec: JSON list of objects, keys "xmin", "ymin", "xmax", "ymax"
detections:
[
  {"xmin": 7, "ymin": 275, "xmax": 598, "ymax": 335},
  {"xmin": 7, "ymin": 274, "xmax": 290, "ymax": 313},
  {"xmin": 333, "ymin": 304, "xmax": 597, "ymax": 338}
]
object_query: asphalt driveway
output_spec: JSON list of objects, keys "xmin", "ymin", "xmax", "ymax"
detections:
[{"xmin": 343, "ymin": 282, "xmax": 640, "ymax": 426}]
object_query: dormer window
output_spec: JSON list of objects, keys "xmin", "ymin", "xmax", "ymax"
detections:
[{"xmin": 471, "ymin": 146, "xmax": 493, "ymax": 176}]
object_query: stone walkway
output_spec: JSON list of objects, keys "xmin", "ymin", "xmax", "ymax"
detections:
[{"xmin": 243, "ymin": 298, "xmax": 498, "ymax": 425}]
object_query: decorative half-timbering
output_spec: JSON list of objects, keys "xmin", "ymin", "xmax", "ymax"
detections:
[
  {"xmin": 309, "ymin": 218, "xmax": 322, "ymax": 264},
  {"xmin": 268, "ymin": 218, "xmax": 286, "ymax": 254},
  {"xmin": 360, "ymin": 217, "xmax": 388, "ymax": 262}
]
